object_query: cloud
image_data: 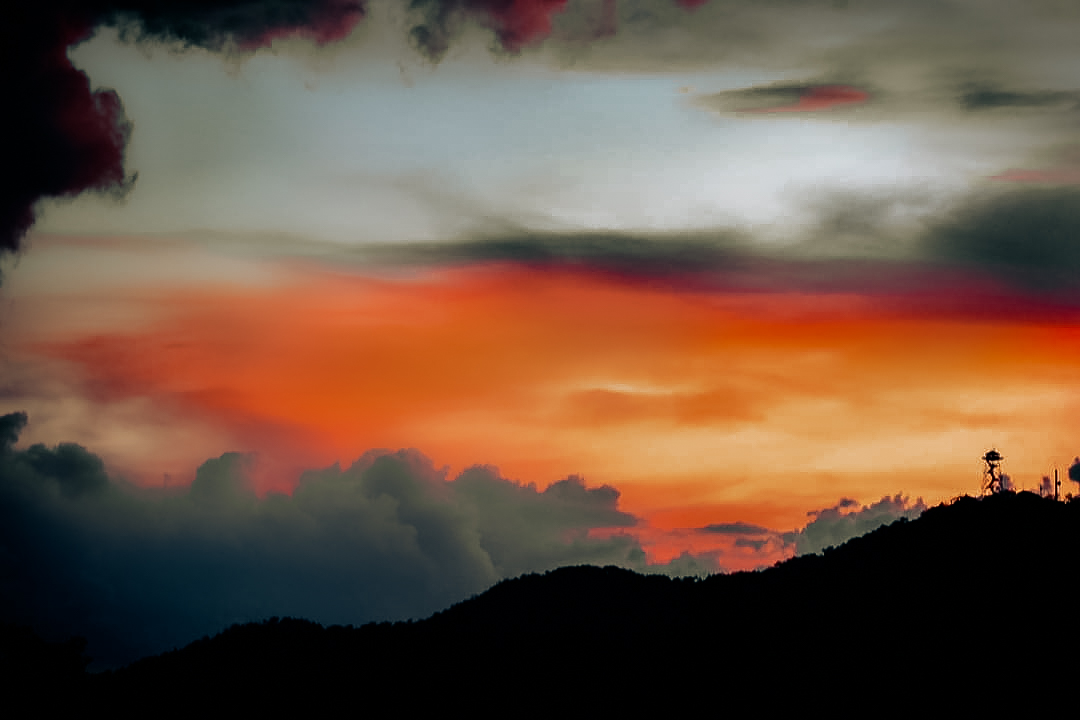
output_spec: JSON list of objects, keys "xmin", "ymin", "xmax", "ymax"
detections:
[
  {"xmin": 584, "ymin": 0, "xmax": 1080, "ymax": 181},
  {"xmin": 357, "ymin": 229, "xmax": 749, "ymax": 273},
  {"xmin": 331, "ymin": 180, "xmax": 1080, "ymax": 308},
  {"xmin": 990, "ymin": 149, "xmax": 1080, "ymax": 185},
  {"xmin": 0, "ymin": 412, "xmax": 701, "ymax": 668},
  {"xmin": 3, "ymin": 8, "xmax": 133, "ymax": 257},
  {"xmin": 2, "ymin": 0, "xmax": 603, "ymax": 261},
  {"xmin": 783, "ymin": 494, "xmax": 927, "ymax": 556},
  {"xmin": 682, "ymin": 495, "xmax": 926, "ymax": 570},
  {"xmin": 408, "ymin": 0, "xmax": 571, "ymax": 60},
  {"xmin": 11, "ymin": 1, "xmax": 759, "ymax": 263},
  {"xmin": 10, "ymin": 1, "xmax": 1080, "ymax": 268},
  {"xmin": 925, "ymin": 186, "xmax": 1080, "ymax": 290},
  {"xmin": 701, "ymin": 521, "xmax": 771, "ymax": 535},
  {"xmin": 959, "ymin": 84, "xmax": 1080, "ymax": 112},
  {"xmin": 338, "ymin": 228, "xmax": 910, "ymax": 297},
  {"xmin": 549, "ymin": 0, "xmax": 1080, "ymax": 88},
  {"xmin": 696, "ymin": 82, "xmax": 871, "ymax": 115},
  {"xmin": 991, "ymin": 168, "xmax": 1080, "ymax": 185},
  {"xmin": 0, "ymin": 411, "xmax": 28, "ymax": 451},
  {"xmin": 1068, "ymin": 457, "xmax": 1080, "ymax": 487}
]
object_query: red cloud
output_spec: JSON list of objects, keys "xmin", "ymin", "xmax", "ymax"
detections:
[
  {"xmin": 468, "ymin": 0, "xmax": 570, "ymax": 50},
  {"xmin": 743, "ymin": 85, "xmax": 870, "ymax": 113}
]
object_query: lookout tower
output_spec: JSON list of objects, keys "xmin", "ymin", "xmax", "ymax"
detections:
[{"xmin": 982, "ymin": 449, "xmax": 1004, "ymax": 495}]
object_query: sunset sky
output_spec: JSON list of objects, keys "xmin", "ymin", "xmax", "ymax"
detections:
[{"xmin": 4, "ymin": 0, "xmax": 1080, "ymax": 665}]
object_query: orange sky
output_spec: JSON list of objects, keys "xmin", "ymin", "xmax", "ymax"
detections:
[{"xmin": 12, "ymin": 245, "xmax": 1080, "ymax": 549}]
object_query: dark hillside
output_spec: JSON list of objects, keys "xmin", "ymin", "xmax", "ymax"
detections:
[{"xmin": 13, "ymin": 492, "xmax": 1078, "ymax": 709}]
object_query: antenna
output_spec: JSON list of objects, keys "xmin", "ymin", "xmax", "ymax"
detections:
[{"xmin": 981, "ymin": 449, "xmax": 1004, "ymax": 495}]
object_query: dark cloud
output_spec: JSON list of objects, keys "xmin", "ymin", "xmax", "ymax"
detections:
[
  {"xmin": 20, "ymin": 442, "xmax": 109, "ymax": 499},
  {"xmin": 701, "ymin": 521, "xmax": 770, "ymax": 535},
  {"xmin": 362, "ymin": 230, "xmax": 747, "ymax": 273},
  {"xmin": 694, "ymin": 82, "xmax": 872, "ymax": 115},
  {"xmin": 692, "ymin": 495, "xmax": 923, "ymax": 566},
  {"xmin": 694, "ymin": 76, "xmax": 1080, "ymax": 127},
  {"xmin": 784, "ymin": 494, "xmax": 926, "ymax": 556},
  {"xmin": 348, "ymin": 229, "xmax": 933, "ymax": 298},
  {"xmin": 223, "ymin": 181, "xmax": 1075, "ymax": 323},
  {"xmin": 587, "ymin": 0, "xmax": 1080, "ymax": 150},
  {"xmin": 0, "ymin": 412, "xmax": 701, "ymax": 668},
  {"xmin": 926, "ymin": 186, "xmax": 1080, "ymax": 290},
  {"xmin": 549, "ymin": 0, "xmax": 1080, "ymax": 85},
  {"xmin": 449, "ymin": 466, "xmax": 640, "ymax": 578},
  {"xmin": 547, "ymin": 0, "xmax": 846, "ymax": 72},
  {"xmin": 0, "ymin": 412, "xmax": 28, "ymax": 451},
  {"xmin": 4, "ymin": 8, "xmax": 132, "ymax": 256},
  {"xmin": 1069, "ymin": 457, "xmax": 1080, "ymax": 487},
  {"xmin": 340, "ymin": 183, "xmax": 1080, "ymax": 308},
  {"xmin": 105, "ymin": 0, "xmax": 365, "ymax": 49},
  {"xmin": 959, "ymin": 83, "xmax": 1080, "ymax": 112},
  {"xmin": 733, "ymin": 537, "xmax": 768, "ymax": 551},
  {"xmin": 407, "ymin": 0, "xmax": 570, "ymax": 61},
  {"xmin": 187, "ymin": 451, "xmax": 257, "ymax": 508}
]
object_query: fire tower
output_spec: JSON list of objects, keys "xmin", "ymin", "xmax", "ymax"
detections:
[{"xmin": 982, "ymin": 449, "xmax": 1004, "ymax": 495}]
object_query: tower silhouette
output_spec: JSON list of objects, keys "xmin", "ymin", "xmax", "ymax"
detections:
[{"xmin": 981, "ymin": 449, "xmax": 1004, "ymax": 495}]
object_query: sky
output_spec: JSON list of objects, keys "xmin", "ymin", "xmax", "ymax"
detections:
[{"xmin": 4, "ymin": 0, "xmax": 1080, "ymax": 666}]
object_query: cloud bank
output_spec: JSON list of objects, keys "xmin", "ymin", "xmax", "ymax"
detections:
[{"xmin": 0, "ymin": 412, "xmax": 705, "ymax": 667}]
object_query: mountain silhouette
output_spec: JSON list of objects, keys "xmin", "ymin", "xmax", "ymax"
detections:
[{"xmin": 8, "ymin": 491, "xmax": 1077, "ymax": 710}]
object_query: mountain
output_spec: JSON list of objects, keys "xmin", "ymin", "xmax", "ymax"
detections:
[{"xmin": 9, "ymin": 491, "xmax": 1078, "ymax": 710}]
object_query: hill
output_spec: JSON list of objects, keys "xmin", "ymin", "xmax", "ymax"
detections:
[{"xmin": 11, "ymin": 491, "xmax": 1079, "ymax": 709}]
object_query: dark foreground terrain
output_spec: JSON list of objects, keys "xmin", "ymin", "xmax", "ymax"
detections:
[{"xmin": 6, "ymin": 491, "xmax": 1077, "ymax": 710}]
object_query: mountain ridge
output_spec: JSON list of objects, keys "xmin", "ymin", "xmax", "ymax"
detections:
[{"xmin": 9, "ymin": 490, "xmax": 1077, "ymax": 708}]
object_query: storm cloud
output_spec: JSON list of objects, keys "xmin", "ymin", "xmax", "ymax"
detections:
[{"xmin": 0, "ymin": 412, "xmax": 694, "ymax": 667}]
